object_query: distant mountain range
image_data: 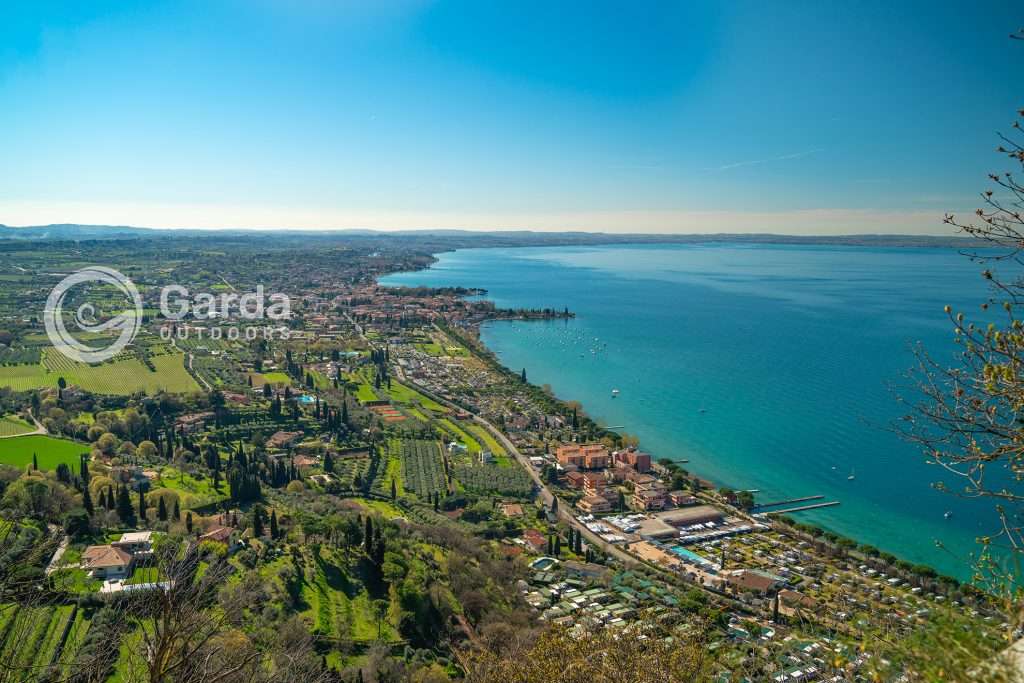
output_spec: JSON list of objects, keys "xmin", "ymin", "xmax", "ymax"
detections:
[{"xmin": 0, "ymin": 223, "xmax": 984, "ymax": 248}]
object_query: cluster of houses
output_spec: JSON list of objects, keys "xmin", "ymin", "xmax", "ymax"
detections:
[{"xmin": 548, "ymin": 443, "xmax": 694, "ymax": 514}]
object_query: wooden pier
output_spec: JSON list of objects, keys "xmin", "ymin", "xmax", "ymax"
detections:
[
  {"xmin": 754, "ymin": 494, "xmax": 824, "ymax": 509},
  {"xmin": 765, "ymin": 501, "xmax": 840, "ymax": 515}
]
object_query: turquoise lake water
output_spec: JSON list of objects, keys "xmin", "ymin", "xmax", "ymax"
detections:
[{"xmin": 380, "ymin": 243, "xmax": 1008, "ymax": 580}]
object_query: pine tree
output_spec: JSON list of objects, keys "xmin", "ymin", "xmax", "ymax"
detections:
[{"xmin": 82, "ymin": 486, "xmax": 94, "ymax": 515}]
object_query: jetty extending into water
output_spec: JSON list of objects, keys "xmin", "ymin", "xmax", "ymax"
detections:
[
  {"xmin": 754, "ymin": 494, "xmax": 825, "ymax": 510},
  {"xmin": 766, "ymin": 501, "xmax": 841, "ymax": 515}
]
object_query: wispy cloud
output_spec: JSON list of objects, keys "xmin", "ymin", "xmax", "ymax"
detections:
[{"xmin": 713, "ymin": 148, "xmax": 823, "ymax": 172}]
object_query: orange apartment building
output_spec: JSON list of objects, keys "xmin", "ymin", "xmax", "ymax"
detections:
[{"xmin": 556, "ymin": 443, "xmax": 610, "ymax": 469}]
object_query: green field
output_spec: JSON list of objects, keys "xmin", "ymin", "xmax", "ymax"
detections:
[
  {"xmin": 466, "ymin": 424, "xmax": 511, "ymax": 464},
  {"xmin": 0, "ymin": 350, "xmax": 199, "ymax": 395},
  {"xmin": 0, "ymin": 415, "xmax": 34, "ymax": 437},
  {"xmin": 0, "ymin": 435, "xmax": 88, "ymax": 471},
  {"xmin": 386, "ymin": 381, "xmax": 448, "ymax": 413},
  {"xmin": 438, "ymin": 418, "xmax": 482, "ymax": 454},
  {"xmin": 150, "ymin": 467, "xmax": 229, "ymax": 509},
  {"xmin": 255, "ymin": 371, "xmax": 292, "ymax": 386}
]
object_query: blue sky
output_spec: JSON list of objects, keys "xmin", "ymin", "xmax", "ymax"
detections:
[{"xmin": 1, "ymin": 0, "xmax": 1021, "ymax": 234}]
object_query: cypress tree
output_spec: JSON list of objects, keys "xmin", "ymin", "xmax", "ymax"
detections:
[
  {"xmin": 270, "ymin": 509, "xmax": 279, "ymax": 539},
  {"xmin": 138, "ymin": 489, "xmax": 147, "ymax": 521},
  {"xmin": 364, "ymin": 517, "xmax": 374, "ymax": 555},
  {"xmin": 32, "ymin": 453, "xmax": 37, "ymax": 470},
  {"xmin": 252, "ymin": 507, "xmax": 264, "ymax": 537},
  {"xmin": 186, "ymin": 511, "xmax": 193, "ymax": 533},
  {"xmin": 157, "ymin": 496, "xmax": 168, "ymax": 521},
  {"xmin": 117, "ymin": 486, "xmax": 135, "ymax": 524},
  {"xmin": 172, "ymin": 499, "xmax": 180, "ymax": 521},
  {"xmin": 82, "ymin": 486, "xmax": 94, "ymax": 515}
]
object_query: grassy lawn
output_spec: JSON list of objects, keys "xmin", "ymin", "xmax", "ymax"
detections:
[
  {"xmin": 386, "ymin": 380, "xmax": 448, "ymax": 413},
  {"xmin": 257, "ymin": 371, "xmax": 292, "ymax": 386},
  {"xmin": 439, "ymin": 419, "xmax": 481, "ymax": 453},
  {"xmin": 352, "ymin": 498, "xmax": 407, "ymax": 520},
  {"xmin": 466, "ymin": 423, "xmax": 507, "ymax": 458},
  {"xmin": 297, "ymin": 547, "xmax": 400, "ymax": 643},
  {"xmin": 383, "ymin": 442, "xmax": 404, "ymax": 497},
  {"xmin": 51, "ymin": 567, "xmax": 102, "ymax": 594},
  {"xmin": 0, "ymin": 415, "xmax": 34, "ymax": 437},
  {"xmin": 151, "ymin": 467, "xmax": 229, "ymax": 508},
  {"xmin": 126, "ymin": 566, "xmax": 160, "ymax": 585},
  {"xmin": 0, "ymin": 435, "xmax": 88, "ymax": 471}
]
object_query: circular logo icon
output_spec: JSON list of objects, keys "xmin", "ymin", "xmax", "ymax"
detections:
[{"xmin": 44, "ymin": 266, "xmax": 143, "ymax": 363}]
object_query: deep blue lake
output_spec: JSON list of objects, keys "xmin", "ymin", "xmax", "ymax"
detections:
[{"xmin": 381, "ymin": 242, "xmax": 1010, "ymax": 580}]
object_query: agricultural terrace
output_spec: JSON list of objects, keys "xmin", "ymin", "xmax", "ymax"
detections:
[
  {"xmin": 0, "ymin": 604, "xmax": 79, "ymax": 675},
  {"xmin": 386, "ymin": 380, "xmax": 449, "ymax": 413},
  {"xmin": 0, "ymin": 415, "xmax": 34, "ymax": 437},
  {"xmin": 0, "ymin": 435, "xmax": 88, "ymax": 471},
  {"xmin": 397, "ymin": 439, "xmax": 447, "ymax": 499},
  {"xmin": 0, "ymin": 350, "xmax": 199, "ymax": 395},
  {"xmin": 453, "ymin": 465, "xmax": 533, "ymax": 497}
]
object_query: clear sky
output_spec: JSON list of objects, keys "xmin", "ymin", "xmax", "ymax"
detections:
[{"xmin": 1, "ymin": 1, "xmax": 1021, "ymax": 234}]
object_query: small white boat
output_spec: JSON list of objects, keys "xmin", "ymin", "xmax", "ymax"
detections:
[
  {"xmin": 611, "ymin": 389, "xmax": 620, "ymax": 398},
  {"xmin": 944, "ymin": 511, "xmax": 953, "ymax": 520},
  {"xmin": 847, "ymin": 469, "xmax": 856, "ymax": 481}
]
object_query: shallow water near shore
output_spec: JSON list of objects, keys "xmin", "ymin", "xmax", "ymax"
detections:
[{"xmin": 381, "ymin": 242, "xmax": 1009, "ymax": 580}]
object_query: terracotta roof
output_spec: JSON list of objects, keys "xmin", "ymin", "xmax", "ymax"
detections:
[
  {"xmin": 199, "ymin": 526, "xmax": 233, "ymax": 543},
  {"xmin": 83, "ymin": 545, "xmax": 133, "ymax": 569}
]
